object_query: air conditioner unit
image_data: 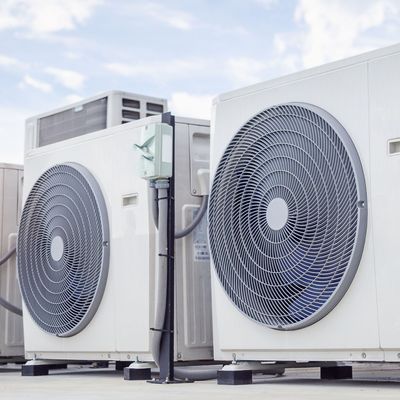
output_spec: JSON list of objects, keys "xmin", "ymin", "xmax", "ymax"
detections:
[
  {"xmin": 0, "ymin": 163, "xmax": 24, "ymax": 359},
  {"xmin": 209, "ymin": 44, "xmax": 400, "ymax": 365},
  {"xmin": 18, "ymin": 105, "xmax": 212, "ymax": 365},
  {"xmin": 25, "ymin": 90, "xmax": 167, "ymax": 151}
]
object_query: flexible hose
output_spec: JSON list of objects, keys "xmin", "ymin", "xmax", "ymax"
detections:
[
  {"xmin": 0, "ymin": 246, "xmax": 16, "ymax": 266},
  {"xmin": 0, "ymin": 296, "xmax": 22, "ymax": 316},
  {"xmin": 150, "ymin": 187, "xmax": 159, "ymax": 230},
  {"xmin": 175, "ymin": 195, "xmax": 208, "ymax": 239},
  {"xmin": 150, "ymin": 184, "xmax": 169, "ymax": 366},
  {"xmin": 150, "ymin": 185, "xmax": 208, "ymax": 239},
  {"xmin": 0, "ymin": 246, "xmax": 22, "ymax": 316},
  {"xmin": 174, "ymin": 366, "xmax": 219, "ymax": 380},
  {"xmin": 149, "ymin": 183, "xmax": 216, "ymax": 379}
]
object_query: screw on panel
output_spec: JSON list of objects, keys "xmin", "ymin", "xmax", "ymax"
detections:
[{"xmin": 361, "ymin": 352, "xmax": 367, "ymax": 359}]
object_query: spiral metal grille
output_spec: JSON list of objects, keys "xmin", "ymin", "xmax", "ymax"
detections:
[
  {"xmin": 209, "ymin": 103, "xmax": 367, "ymax": 330},
  {"xmin": 17, "ymin": 163, "xmax": 109, "ymax": 337}
]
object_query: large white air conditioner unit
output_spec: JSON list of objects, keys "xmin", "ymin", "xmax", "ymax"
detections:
[
  {"xmin": 0, "ymin": 163, "xmax": 24, "ymax": 359},
  {"xmin": 209, "ymin": 43, "xmax": 400, "ymax": 365},
  {"xmin": 19, "ymin": 105, "xmax": 212, "ymax": 366}
]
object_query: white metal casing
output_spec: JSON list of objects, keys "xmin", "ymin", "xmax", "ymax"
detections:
[
  {"xmin": 0, "ymin": 163, "xmax": 24, "ymax": 358},
  {"xmin": 210, "ymin": 43, "xmax": 400, "ymax": 363},
  {"xmin": 21, "ymin": 114, "xmax": 213, "ymax": 362}
]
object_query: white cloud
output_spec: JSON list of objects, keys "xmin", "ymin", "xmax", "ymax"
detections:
[
  {"xmin": 255, "ymin": 0, "xmax": 280, "ymax": 9},
  {"xmin": 169, "ymin": 92, "xmax": 213, "ymax": 120},
  {"xmin": 20, "ymin": 74, "xmax": 52, "ymax": 93},
  {"xmin": 275, "ymin": 0, "xmax": 400, "ymax": 70},
  {"xmin": 45, "ymin": 67, "xmax": 85, "ymax": 90},
  {"xmin": 105, "ymin": 59, "xmax": 206, "ymax": 81},
  {"xmin": 168, "ymin": 92, "xmax": 214, "ymax": 119},
  {"xmin": 63, "ymin": 94, "xmax": 84, "ymax": 105},
  {"xmin": 135, "ymin": 2, "xmax": 195, "ymax": 30},
  {"xmin": 63, "ymin": 51, "xmax": 81, "ymax": 60},
  {"xmin": 226, "ymin": 57, "xmax": 270, "ymax": 87},
  {"xmin": 0, "ymin": 53, "xmax": 25, "ymax": 68},
  {"xmin": 104, "ymin": 62, "xmax": 134, "ymax": 77},
  {"xmin": 0, "ymin": 0, "xmax": 101, "ymax": 33}
]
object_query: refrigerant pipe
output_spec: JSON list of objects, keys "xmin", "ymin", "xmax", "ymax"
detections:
[
  {"xmin": 150, "ymin": 181, "xmax": 217, "ymax": 380},
  {"xmin": 0, "ymin": 246, "xmax": 23, "ymax": 316}
]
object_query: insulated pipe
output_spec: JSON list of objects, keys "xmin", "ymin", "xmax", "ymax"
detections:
[
  {"xmin": 174, "ymin": 366, "xmax": 219, "ymax": 381},
  {"xmin": 150, "ymin": 181, "xmax": 169, "ymax": 366},
  {"xmin": 149, "ymin": 182, "xmax": 217, "ymax": 380},
  {"xmin": 174, "ymin": 195, "xmax": 208, "ymax": 239},
  {"xmin": 0, "ymin": 296, "xmax": 22, "ymax": 316},
  {"xmin": 0, "ymin": 246, "xmax": 16, "ymax": 266},
  {"xmin": 150, "ymin": 186, "xmax": 159, "ymax": 230},
  {"xmin": 0, "ymin": 246, "xmax": 22, "ymax": 316}
]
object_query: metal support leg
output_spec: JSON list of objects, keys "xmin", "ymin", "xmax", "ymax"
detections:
[
  {"xmin": 116, "ymin": 361, "xmax": 131, "ymax": 371},
  {"xmin": 321, "ymin": 366, "xmax": 353, "ymax": 380},
  {"xmin": 217, "ymin": 362, "xmax": 254, "ymax": 385},
  {"xmin": 124, "ymin": 361, "xmax": 153, "ymax": 381},
  {"xmin": 21, "ymin": 360, "xmax": 68, "ymax": 376},
  {"xmin": 217, "ymin": 361, "xmax": 286, "ymax": 385}
]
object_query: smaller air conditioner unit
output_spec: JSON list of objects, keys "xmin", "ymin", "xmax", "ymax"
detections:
[
  {"xmin": 0, "ymin": 163, "xmax": 24, "ymax": 359},
  {"xmin": 25, "ymin": 90, "xmax": 167, "ymax": 150},
  {"xmin": 209, "ymin": 43, "xmax": 400, "ymax": 369},
  {"xmin": 19, "ymin": 97, "xmax": 212, "ymax": 368}
]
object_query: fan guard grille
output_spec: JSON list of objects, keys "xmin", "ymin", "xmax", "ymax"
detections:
[
  {"xmin": 17, "ymin": 163, "xmax": 109, "ymax": 337},
  {"xmin": 208, "ymin": 103, "xmax": 367, "ymax": 330}
]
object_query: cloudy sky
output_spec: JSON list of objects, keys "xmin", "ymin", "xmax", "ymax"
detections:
[{"xmin": 1, "ymin": 0, "xmax": 400, "ymax": 163}]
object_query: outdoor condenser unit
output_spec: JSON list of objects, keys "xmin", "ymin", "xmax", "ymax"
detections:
[
  {"xmin": 18, "ymin": 97, "xmax": 212, "ymax": 364},
  {"xmin": 0, "ymin": 163, "xmax": 24, "ymax": 359},
  {"xmin": 209, "ymin": 43, "xmax": 400, "ymax": 363}
]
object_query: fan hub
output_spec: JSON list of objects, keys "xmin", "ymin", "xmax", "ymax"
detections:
[
  {"xmin": 50, "ymin": 235, "xmax": 64, "ymax": 262},
  {"xmin": 266, "ymin": 197, "xmax": 288, "ymax": 231}
]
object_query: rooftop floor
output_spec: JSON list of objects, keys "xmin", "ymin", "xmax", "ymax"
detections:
[{"xmin": 1, "ymin": 363, "xmax": 400, "ymax": 400}]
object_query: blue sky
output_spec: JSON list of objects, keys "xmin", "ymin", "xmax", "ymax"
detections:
[{"xmin": 1, "ymin": 0, "xmax": 400, "ymax": 163}]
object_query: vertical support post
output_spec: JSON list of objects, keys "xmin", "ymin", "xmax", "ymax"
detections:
[{"xmin": 158, "ymin": 113, "xmax": 176, "ymax": 382}]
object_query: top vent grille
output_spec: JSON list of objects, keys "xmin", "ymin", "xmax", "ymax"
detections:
[{"xmin": 38, "ymin": 98, "xmax": 107, "ymax": 147}]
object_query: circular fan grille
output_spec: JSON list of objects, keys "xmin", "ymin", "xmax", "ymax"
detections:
[
  {"xmin": 17, "ymin": 163, "xmax": 109, "ymax": 337},
  {"xmin": 208, "ymin": 103, "xmax": 367, "ymax": 330}
]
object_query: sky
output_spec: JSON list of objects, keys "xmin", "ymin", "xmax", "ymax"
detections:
[{"xmin": 1, "ymin": 0, "xmax": 400, "ymax": 164}]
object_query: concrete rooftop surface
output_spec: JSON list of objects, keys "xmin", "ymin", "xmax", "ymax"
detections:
[{"xmin": 1, "ymin": 363, "xmax": 400, "ymax": 400}]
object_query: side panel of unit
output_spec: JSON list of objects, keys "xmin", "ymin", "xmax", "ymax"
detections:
[
  {"xmin": 210, "ymin": 62, "xmax": 381, "ymax": 361},
  {"xmin": 369, "ymin": 52, "xmax": 400, "ymax": 360},
  {"xmin": 0, "ymin": 165, "xmax": 24, "ymax": 357},
  {"xmin": 174, "ymin": 121, "xmax": 213, "ymax": 361}
]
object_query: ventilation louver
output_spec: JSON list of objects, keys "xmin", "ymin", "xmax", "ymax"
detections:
[
  {"xmin": 208, "ymin": 103, "xmax": 367, "ymax": 330},
  {"xmin": 17, "ymin": 163, "xmax": 109, "ymax": 337}
]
